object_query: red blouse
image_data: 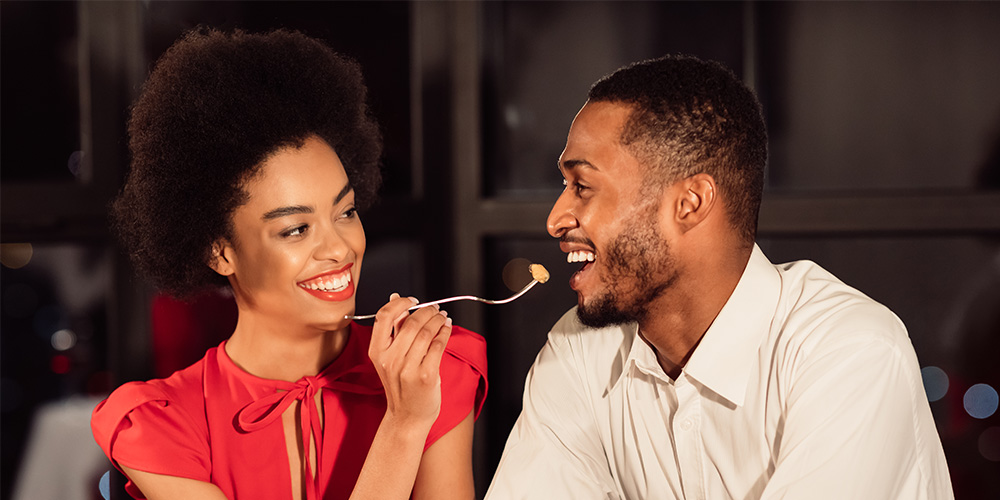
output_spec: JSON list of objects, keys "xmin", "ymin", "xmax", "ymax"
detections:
[{"xmin": 91, "ymin": 322, "xmax": 488, "ymax": 500}]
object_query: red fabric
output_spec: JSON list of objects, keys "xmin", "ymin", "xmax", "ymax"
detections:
[{"xmin": 91, "ymin": 322, "xmax": 487, "ymax": 500}]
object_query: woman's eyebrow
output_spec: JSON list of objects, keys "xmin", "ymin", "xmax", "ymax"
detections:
[
  {"xmin": 334, "ymin": 182, "xmax": 353, "ymax": 204},
  {"xmin": 261, "ymin": 183, "xmax": 353, "ymax": 221},
  {"xmin": 261, "ymin": 205, "xmax": 312, "ymax": 221}
]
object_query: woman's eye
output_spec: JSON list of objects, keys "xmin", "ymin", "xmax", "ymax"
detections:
[
  {"xmin": 339, "ymin": 207, "xmax": 358, "ymax": 220},
  {"xmin": 281, "ymin": 225, "xmax": 308, "ymax": 238}
]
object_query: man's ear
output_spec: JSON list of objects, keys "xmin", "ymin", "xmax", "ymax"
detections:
[
  {"xmin": 208, "ymin": 240, "xmax": 236, "ymax": 277},
  {"xmin": 675, "ymin": 173, "xmax": 717, "ymax": 232}
]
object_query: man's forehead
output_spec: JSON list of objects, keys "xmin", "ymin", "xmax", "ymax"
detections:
[{"xmin": 559, "ymin": 102, "xmax": 634, "ymax": 171}]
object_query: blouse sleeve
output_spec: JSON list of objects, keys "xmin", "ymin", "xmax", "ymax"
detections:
[
  {"xmin": 424, "ymin": 325, "xmax": 488, "ymax": 450},
  {"xmin": 91, "ymin": 381, "xmax": 212, "ymax": 498}
]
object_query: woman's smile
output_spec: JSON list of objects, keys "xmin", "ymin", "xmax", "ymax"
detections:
[{"xmin": 298, "ymin": 263, "xmax": 355, "ymax": 301}]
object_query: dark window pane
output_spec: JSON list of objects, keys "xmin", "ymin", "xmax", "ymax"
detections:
[
  {"xmin": 757, "ymin": 2, "xmax": 1000, "ymax": 192},
  {"xmin": 482, "ymin": 1, "xmax": 745, "ymax": 200},
  {"xmin": 0, "ymin": 1, "xmax": 82, "ymax": 184}
]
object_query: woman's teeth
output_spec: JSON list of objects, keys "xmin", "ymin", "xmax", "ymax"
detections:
[
  {"xmin": 300, "ymin": 273, "xmax": 351, "ymax": 292},
  {"xmin": 567, "ymin": 250, "xmax": 595, "ymax": 263}
]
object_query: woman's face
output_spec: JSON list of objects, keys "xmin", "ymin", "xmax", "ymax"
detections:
[{"xmin": 214, "ymin": 135, "xmax": 365, "ymax": 332}]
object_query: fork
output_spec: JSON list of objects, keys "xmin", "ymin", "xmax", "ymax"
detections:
[{"xmin": 345, "ymin": 264, "xmax": 549, "ymax": 320}]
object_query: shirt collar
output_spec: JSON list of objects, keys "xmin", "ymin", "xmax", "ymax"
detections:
[{"xmin": 683, "ymin": 244, "xmax": 780, "ymax": 407}]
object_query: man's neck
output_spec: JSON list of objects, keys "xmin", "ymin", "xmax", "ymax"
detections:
[{"xmin": 637, "ymin": 247, "xmax": 751, "ymax": 379}]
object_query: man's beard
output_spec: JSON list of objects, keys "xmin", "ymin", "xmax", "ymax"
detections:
[{"xmin": 576, "ymin": 209, "xmax": 676, "ymax": 328}]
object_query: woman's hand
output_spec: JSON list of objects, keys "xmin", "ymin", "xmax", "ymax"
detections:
[
  {"xmin": 369, "ymin": 293, "xmax": 453, "ymax": 432},
  {"xmin": 352, "ymin": 294, "xmax": 467, "ymax": 500}
]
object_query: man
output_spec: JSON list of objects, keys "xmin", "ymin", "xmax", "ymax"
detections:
[{"xmin": 486, "ymin": 55, "xmax": 952, "ymax": 499}]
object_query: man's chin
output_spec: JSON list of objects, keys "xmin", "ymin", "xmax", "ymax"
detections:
[{"xmin": 576, "ymin": 299, "xmax": 634, "ymax": 328}]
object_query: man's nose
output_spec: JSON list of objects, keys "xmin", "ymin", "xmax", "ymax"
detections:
[{"xmin": 546, "ymin": 191, "xmax": 577, "ymax": 238}]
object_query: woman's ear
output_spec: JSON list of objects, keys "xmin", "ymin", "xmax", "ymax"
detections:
[
  {"xmin": 675, "ymin": 173, "xmax": 717, "ymax": 232},
  {"xmin": 208, "ymin": 240, "xmax": 236, "ymax": 277}
]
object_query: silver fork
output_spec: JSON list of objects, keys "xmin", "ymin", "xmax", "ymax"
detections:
[{"xmin": 345, "ymin": 264, "xmax": 549, "ymax": 320}]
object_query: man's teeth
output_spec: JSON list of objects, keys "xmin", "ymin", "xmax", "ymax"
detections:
[
  {"xmin": 567, "ymin": 250, "xmax": 595, "ymax": 263},
  {"xmin": 301, "ymin": 273, "xmax": 351, "ymax": 292}
]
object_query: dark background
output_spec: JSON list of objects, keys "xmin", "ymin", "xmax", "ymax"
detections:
[{"xmin": 2, "ymin": 1, "xmax": 998, "ymax": 499}]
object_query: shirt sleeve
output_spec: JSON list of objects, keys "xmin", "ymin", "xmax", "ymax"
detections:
[
  {"xmin": 486, "ymin": 333, "xmax": 620, "ymax": 500},
  {"xmin": 91, "ymin": 382, "xmax": 212, "ymax": 498},
  {"xmin": 424, "ymin": 326, "xmax": 488, "ymax": 450},
  {"xmin": 760, "ymin": 322, "xmax": 954, "ymax": 499}
]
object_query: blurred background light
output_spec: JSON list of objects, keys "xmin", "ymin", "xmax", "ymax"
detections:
[
  {"xmin": 50, "ymin": 329, "xmax": 77, "ymax": 351},
  {"xmin": 964, "ymin": 383, "xmax": 999, "ymax": 419},
  {"xmin": 980, "ymin": 427, "xmax": 1000, "ymax": 462},
  {"xmin": 502, "ymin": 257, "xmax": 534, "ymax": 292},
  {"xmin": 49, "ymin": 354, "xmax": 71, "ymax": 375},
  {"xmin": 0, "ymin": 243, "xmax": 33, "ymax": 269},
  {"xmin": 99, "ymin": 470, "xmax": 110, "ymax": 500},
  {"xmin": 921, "ymin": 365, "xmax": 950, "ymax": 402}
]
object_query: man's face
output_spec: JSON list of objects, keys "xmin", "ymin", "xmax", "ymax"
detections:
[{"xmin": 548, "ymin": 101, "xmax": 678, "ymax": 327}]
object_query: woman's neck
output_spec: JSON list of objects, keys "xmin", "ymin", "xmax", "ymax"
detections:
[{"xmin": 224, "ymin": 312, "xmax": 350, "ymax": 382}]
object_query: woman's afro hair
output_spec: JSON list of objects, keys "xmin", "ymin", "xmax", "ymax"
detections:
[{"xmin": 111, "ymin": 28, "xmax": 383, "ymax": 297}]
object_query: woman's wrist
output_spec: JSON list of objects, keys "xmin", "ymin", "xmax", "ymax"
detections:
[{"xmin": 378, "ymin": 412, "xmax": 435, "ymax": 444}]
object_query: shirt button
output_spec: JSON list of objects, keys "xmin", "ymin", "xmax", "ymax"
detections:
[{"xmin": 680, "ymin": 418, "xmax": 693, "ymax": 430}]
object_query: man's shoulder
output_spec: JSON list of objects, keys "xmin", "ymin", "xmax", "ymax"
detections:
[
  {"xmin": 540, "ymin": 307, "xmax": 636, "ymax": 384},
  {"xmin": 772, "ymin": 259, "xmax": 907, "ymax": 350}
]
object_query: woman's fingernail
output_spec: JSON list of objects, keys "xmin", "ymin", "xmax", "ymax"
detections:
[
  {"xmin": 439, "ymin": 309, "xmax": 449, "ymax": 318},
  {"xmin": 444, "ymin": 317, "xmax": 453, "ymax": 326},
  {"xmin": 409, "ymin": 297, "xmax": 419, "ymax": 305},
  {"xmin": 389, "ymin": 292, "xmax": 400, "ymax": 300}
]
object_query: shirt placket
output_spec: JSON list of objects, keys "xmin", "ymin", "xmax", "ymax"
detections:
[{"xmin": 673, "ymin": 374, "xmax": 705, "ymax": 500}]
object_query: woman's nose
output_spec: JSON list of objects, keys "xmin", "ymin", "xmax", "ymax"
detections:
[
  {"xmin": 314, "ymin": 224, "xmax": 350, "ymax": 261},
  {"xmin": 547, "ymin": 191, "xmax": 578, "ymax": 238}
]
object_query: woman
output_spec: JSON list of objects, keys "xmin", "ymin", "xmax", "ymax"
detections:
[{"xmin": 91, "ymin": 29, "xmax": 487, "ymax": 500}]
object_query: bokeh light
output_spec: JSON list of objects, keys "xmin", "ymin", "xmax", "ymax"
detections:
[
  {"xmin": 50, "ymin": 354, "xmax": 71, "ymax": 374},
  {"xmin": 99, "ymin": 470, "xmax": 111, "ymax": 500},
  {"xmin": 502, "ymin": 257, "xmax": 534, "ymax": 292},
  {"xmin": 0, "ymin": 242, "xmax": 33, "ymax": 269},
  {"xmin": 920, "ymin": 366, "xmax": 949, "ymax": 402},
  {"xmin": 51, "ymin": 328, "xmax": 77, "ymax": 351},
  {"xmin": 979, "ymin": 427, "xmax": 1000, "ymax": 462},
  {"xmin": 964, "ymin": 384, "xmax": 999, "ymax": 419}
]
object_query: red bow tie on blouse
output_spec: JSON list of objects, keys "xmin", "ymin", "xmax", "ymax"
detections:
[{"xmin": 235, "ymin": 366, "xmax": 384, "ymax": 500}]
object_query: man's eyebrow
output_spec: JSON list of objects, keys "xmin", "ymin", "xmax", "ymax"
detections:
[{"xmin": 559, "ymin": 159, "xmax": 597, "ymax": 171}]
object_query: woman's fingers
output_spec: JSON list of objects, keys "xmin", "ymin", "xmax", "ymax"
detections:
[
  {"xmin": 421, "ymin": 317, "xmax": 452, "ymax": 370},
  {"xmin": 371, "ymin": 293, "xmax": 418, "ymax": 354},
  {"xmin": 400, "ymin": 309, "xmax": 449, "ymax": 371},
  {"xmin": 386, "ymin": 304, "xmax": 446, "ymax": 359}
]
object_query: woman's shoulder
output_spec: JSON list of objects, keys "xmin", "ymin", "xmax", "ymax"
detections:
[
  {"xmin": 443, "ymin": 324, "xmax": 487, "ymax": 377},
  {"xmin": 101, "ymin": 348, "xmax": 213, "ymax": 410},
  {"xmin": 91, "ymin": 349, "xmax": 216, "ymax": 454}
]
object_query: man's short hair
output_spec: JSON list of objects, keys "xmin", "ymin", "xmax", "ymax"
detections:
[{"xmin": 588, "ymin": 55, "xmax": 767, "ymax": 244}]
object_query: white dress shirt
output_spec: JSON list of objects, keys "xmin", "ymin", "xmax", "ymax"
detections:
[{"xmin": 487, "ymin": 245, "xmax": 953, "ymax": 499}]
